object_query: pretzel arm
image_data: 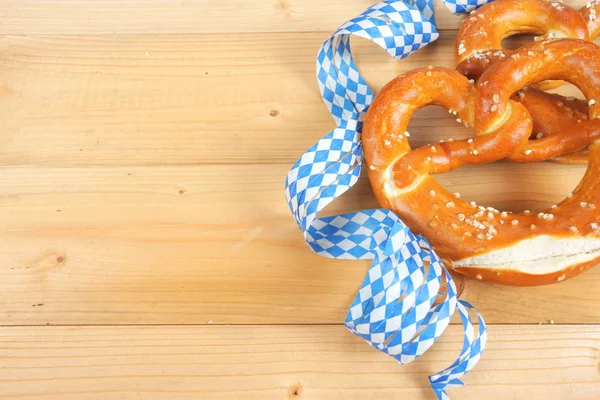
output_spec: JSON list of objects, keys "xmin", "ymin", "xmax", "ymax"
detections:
[
  {"xmin": 476, "ymin": 40, "xmax": 600, "ymax": 136},
  {"xmin": 456, "ymin": 0, "xmax": 588, "ymax": 65},
  {"xmin": 363, "ymin": 68, "xmax": 531, "ymax": 191},
  {"xmin": 508, "ymin": 120, "xmax": 600, "ymax": 162},
  {"xmin": 581, "ymin": 0, "xmax": 600, "ymax": 40}
]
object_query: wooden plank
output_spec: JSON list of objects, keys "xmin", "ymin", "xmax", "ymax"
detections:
[
  {"xmin": 4, "ymin": 0, "xmax": 589, "ymax": 34},
  {"xmin": 0, "ymin": 33, "xmax": 465, "ymax": 166},
  {"xmin": 0, "ymin": 33, "xmax": 586, "ymax": 167},
  {"xmin": 0, "ymin": 325, "xmax": 597, "ymax": 399},
  {"xmin": 0, "ymin": 163, "xmax": 598, "ymax": 325}
]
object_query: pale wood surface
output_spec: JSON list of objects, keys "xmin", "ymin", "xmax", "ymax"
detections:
[
  {"xmin": 0, "ymin": 0, "xmax": 591, "ymax": 34},
  {"xmin": 0, "ymin": 34, "xmax": 585, "ymax": 167},
  {"xmin": 0, "ymin": 163, "xmax": 599, "ymax": 325},
  {"xmin": 0, "ymin": 33, "xmax": 460, "ymax": 166},
  {"xmin": 0, "ymin": 325, "xmax": 597, "ymax": 400},
  {"xmin": 0, "ymin": 0, "xmax": 598, "ymax": 399}
]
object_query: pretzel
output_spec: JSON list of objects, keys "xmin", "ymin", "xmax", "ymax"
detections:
[
  {"xmin": 581, "ymin": 0, "xmax": 600, "ymax": 39},
  {"xmin": 456, "ymin": 0, "xmax": 599, "ymax": 164},
  {"xmin": 455, "ymin": 0, "xmax": 589, "ymax": 85},
  {"xmin": 486, "ymin": 39, "xmax": 600, "ymax": 163},
  {"xmin": 514, "ymin": 88, "xmax": 590, "ymax": 164},
  {"xmin": 363, "ymin": 39, "xmax": 600, "ymax": 286}
]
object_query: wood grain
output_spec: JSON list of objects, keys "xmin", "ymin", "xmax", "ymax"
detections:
[
  {"xmin": 0, "ymin": 33, "xmax": 461, "ymax": 166},
  {"xmin": 3, "ymin": 0, "xmax": 590, "ymax": 35},
  {"xmin": 0, "ymin": 1, "xmax": 598, "ymax": 398},
  {"xmin": 0, "ymin": 325, "xmax": 597, "ymax": 399},
  {"xmin": 0, "ymin": 32, "xmax": 587, "ymax": 167},
  {"xmin": 0, "ymin": 163, "xmax": 598, "ymax": 325}
]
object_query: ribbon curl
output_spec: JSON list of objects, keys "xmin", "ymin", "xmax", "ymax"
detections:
[{"xmin": 285, "ymin": 1, "xmax": 490, "ymax": 398}]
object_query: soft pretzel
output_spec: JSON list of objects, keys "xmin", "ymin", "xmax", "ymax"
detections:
[
  {"xmin": 455, "ymin": 0, "xmax": 589, "ymax": 83},
  {"xmin": 363, "ymin": 39, "xmax": 600, "ymax": 286},
  {"xmin": 456, "ymin": 0, "xmax": 600, "ymax": 89},
  {"xmin": 514, "ymin": 88, "xmax": 590, "ymax": 164},
  {"xmin": 456, "ymin": 0, "xmax": 598, "ymax": 165},
  {"xmin": 481, "ymin": 39, "xmax": 600, "ymax": 163},
  {"xmin": 456, "ymin": 0, "xmax": 600, "ymax": 82},
  {"xmin": 581, "ymin": 0, "xmax": 600, "ymax": 39},
  {"xmin": 461, "ymin": 60, "xmax": 592, "ymax": 164}
]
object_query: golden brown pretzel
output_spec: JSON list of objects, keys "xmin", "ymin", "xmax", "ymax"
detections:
[
  {"xmin": 363, "ymin": 68, "xmax": 532, "ymax": 188},
  {"xmin": 455, "ymin": 0, "xmax": 600, "ymax": 164},
  {"xmin": 455, "ymin": 0, "xmax": 588, "ymax": 86},
  {"xmin": 363, "ymin": 39, "xmax": 600, "ymax": 286},
  {"xmin": 456, "ymin": 0, "xmax": 600, "ymax": 81},
  {"xmin": 481, "ymin": 39, "xmax": 600, "ymax": 163},
  {"xmin": 580, "ymin": 0, "xmax": 600, "ymax": 39},
  {"xmin": 457, "ymin": 0, "xmax": 600, "ymax": 87},
  {"xmin": 514, "ymin": 88, "xmax": 590, "ymax": 164},
  {"xmin": 546, "ymin": 0, "xmax": 600, "ymax": 165}
]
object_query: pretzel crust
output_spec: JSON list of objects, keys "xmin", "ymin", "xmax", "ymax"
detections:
[
  {"xmin": 455, "ymin": 0, "xmax": 599, "ymax": 165},
  {"xmin": 456, "ymin": 0, "xmax": 588, "ymax": 88},
  {"xmin": 363, "ymin": 39, "xmax": 600, "ymax": 286},
  {"xmin": 478, "ymin": 39, "xmax": 600, "ymax": 162},
  {"xmin": 581, "ymin": 0, "xmax": 600, "ymax": 40},
  {"xmin": 456, "ymin": 0, "xmax": 588, "ymax": 73},
  {"xmin": 453, "ymin": 256, "xmax": 600, "ymax": 286}
]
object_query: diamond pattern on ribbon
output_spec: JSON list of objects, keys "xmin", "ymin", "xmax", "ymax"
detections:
[
  {"xmin": 284, "ymin": 1, "xmax": 493, "ymax": 398},
  {"xmin": 443, "ymin": 0, "xmax": 492, "ymax": 14}
]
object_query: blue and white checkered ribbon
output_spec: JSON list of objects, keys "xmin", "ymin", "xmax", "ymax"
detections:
[{"xmin": 285, "ymin": 1, "xmax": 491, "ymax": 398}]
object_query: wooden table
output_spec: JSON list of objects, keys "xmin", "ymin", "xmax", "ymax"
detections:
[{"xmin": 0, "ymin": 1, "xmax": 598, "ymax": 398}]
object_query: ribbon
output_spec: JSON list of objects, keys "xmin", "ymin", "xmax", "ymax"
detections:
[{"xmin": 285, "ymin": 1, "xmax": 490, "ymax": 398}]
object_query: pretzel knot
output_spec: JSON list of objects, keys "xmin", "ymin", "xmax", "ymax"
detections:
[
  {"xmin": 363, "ymin": 38, "xmax": 600, "ymax": 286},
  {"xmin": 455, "ymin": 0, "xmax": 600, "ymax": 165}
]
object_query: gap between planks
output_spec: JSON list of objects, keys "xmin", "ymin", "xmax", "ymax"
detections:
[{"xmin": 2, "ymin": 322, "xmax": 598, "ymax": 328}]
